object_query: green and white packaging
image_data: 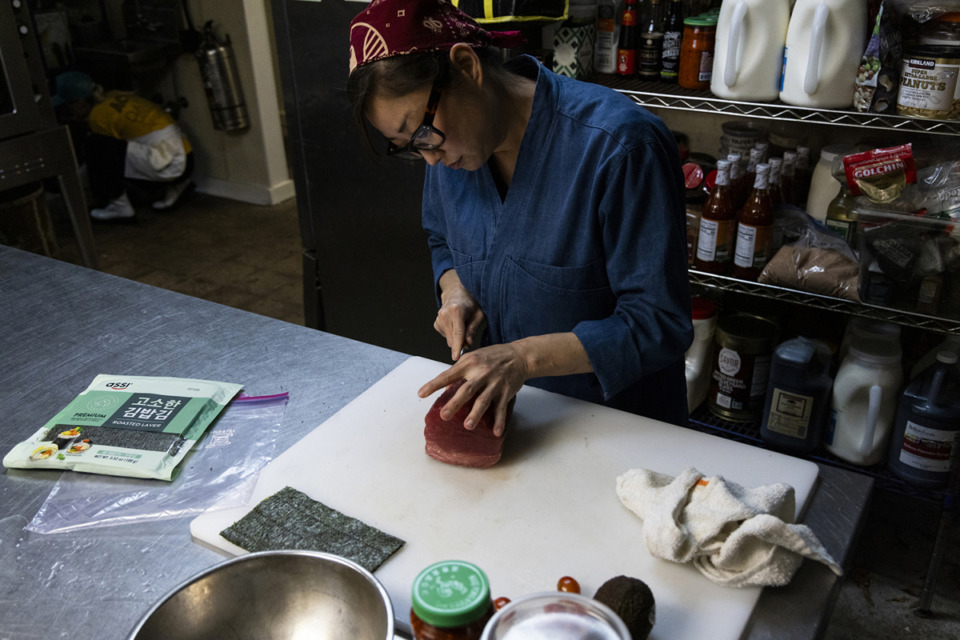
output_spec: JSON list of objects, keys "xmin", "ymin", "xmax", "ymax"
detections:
[{"xmin": 3, "ymin": 375, "xmax": 243, "ymax": 480}]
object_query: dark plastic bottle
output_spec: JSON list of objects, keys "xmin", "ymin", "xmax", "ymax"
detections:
[
  {"xmin": 887, "ymin": 351, "xmax": 960, "ymax": 489},
  {"xmin": 760, "ymin": 337, "xmax": 834, "ymax": 454}
]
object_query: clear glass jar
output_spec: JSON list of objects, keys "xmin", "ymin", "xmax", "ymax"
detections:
[
  {"xmin": 411, "ymin": 560, "xmax": 494, "ymax": 640},
  {"xmin": 919, "ymin": 12, "xmax": 960, "ymax": 46}
]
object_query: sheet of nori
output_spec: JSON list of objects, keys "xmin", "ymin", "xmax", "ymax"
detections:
[
  {"xmin": 219, "ymin": 486, "xmax": 405, "ymax": 572},
  {"xmin": 44, "ymin": 425, "xmax": 181, "ymax": 453}
]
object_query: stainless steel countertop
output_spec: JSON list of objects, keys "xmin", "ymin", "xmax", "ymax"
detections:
[{"xmin": 0, "ymin": 247, "xmax": 872, "ymax": 640}]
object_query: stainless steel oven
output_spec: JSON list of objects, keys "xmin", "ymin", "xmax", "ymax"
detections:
[
  {"xmin": 0, "ymin": 0, "xmax": 97, "ymax": 268},
  {"xmin": 0, "ymin": 0, "xmax": 43, "ymax": 141}
]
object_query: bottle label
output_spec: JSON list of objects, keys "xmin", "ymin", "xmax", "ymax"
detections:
[
  {"xmin": 698, "ymin": 51, "xmax": 714, "ymax": 82},
  {"xmin": 765, "ymin": 388, "xmax": 814, "ymax": 439},
  {"xmin": 734, "ymin": 223, "xmax": 773, "ymax": 268},
  {"xmin": 824, "ymin": 217, "xmax": 854, "ymax": 242},
  {"xmin": 617, "ymin": 49, "xmax": 637, "ymax": 75},
  {"xmin": 696, "ymin": 218, "xmax": 734, "ymax": 263},
  {"xmin": 898, "ymin": 420, "xmax": 959, "ymax": 472}
]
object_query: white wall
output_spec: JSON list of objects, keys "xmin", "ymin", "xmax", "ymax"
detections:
[{"xmin": 111, "ymin": 0, "xmax": 294, "ymax": 206}]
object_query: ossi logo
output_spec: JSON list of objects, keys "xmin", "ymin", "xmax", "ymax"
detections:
[{"xmin": 105, "ymin": 382, "xmax": 132, "ymax": 390}]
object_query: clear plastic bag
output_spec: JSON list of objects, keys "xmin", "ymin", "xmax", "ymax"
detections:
[
  {"xmin": 759, "ymin": 206, "xmax": 861, "ymax": 301},
  {"xmin": 24, "ymin": 393, "xmax": 287, "ymax": 534}
]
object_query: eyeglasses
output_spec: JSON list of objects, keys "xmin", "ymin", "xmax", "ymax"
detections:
[{"xmin": 386, "ymin": 83, "xmax": 445, "ymax": 160}]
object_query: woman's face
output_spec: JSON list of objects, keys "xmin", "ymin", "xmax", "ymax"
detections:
[{"xmin": 366, "ymin": 68, "xmax": 501, "ymax": 171}]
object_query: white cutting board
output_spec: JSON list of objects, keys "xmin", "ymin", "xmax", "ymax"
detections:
[{"xmin": 192, "ymin": 357, "xmax": 819, "ymax": 640}]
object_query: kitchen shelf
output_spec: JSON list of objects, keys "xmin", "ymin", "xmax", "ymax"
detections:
[
  {"xmin": 688, "ymin": 269, "xmax": 960, "ymax": 336},
  {"xmin": 594, "ymin": 74, "xmax": 960, "ymax": 136},
  {"xmin": 686, "ymin": 404, "xmax": 947, "ymax": 504}
]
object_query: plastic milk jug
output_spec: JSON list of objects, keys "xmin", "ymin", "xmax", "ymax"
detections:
[
  {"xmin": 888, "ymin": 351, "xmax": 960, "ymax": 489},
  {"xmin": 710, "ymin": 0, "xmax": 791, "ymax": 101},
  {"xmin": 780, "ymin": 0, "xmax": 868, "ymax": 108},
  {"xmin": 685, "ymin": 297, "xmax": 718, "ymax": 413},
  {"xmin": 760, "ymin": 337, "xmax": 833, "ymax": 454},
  {"xmin": 826, "ymin": 345, "xmax": 902, "ymax": 466}
]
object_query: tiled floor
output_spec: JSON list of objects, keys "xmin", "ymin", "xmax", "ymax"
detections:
[{"xmin": 32, "ymin": 191, "xmax": 960, "ymax": 639}]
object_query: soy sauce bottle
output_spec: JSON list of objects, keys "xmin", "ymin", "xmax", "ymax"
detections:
[
  {"xmin": 617, "ymin": 0, "xmax": 640, "ymax": 76},
  {"xmin": 660, "ymin": 0, "xmax": 683, "ymax": 82}
]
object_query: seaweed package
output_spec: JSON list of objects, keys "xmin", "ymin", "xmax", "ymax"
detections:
[{"xmin": 3, "ymin": 375, "xmax": 242, "ymax": 480}]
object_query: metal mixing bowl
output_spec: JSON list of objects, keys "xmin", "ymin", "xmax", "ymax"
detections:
[{"xmin": 128, "ymin": 550, "xmax": 395, "ymax": 640}]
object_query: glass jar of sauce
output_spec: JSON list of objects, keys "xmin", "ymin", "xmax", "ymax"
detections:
[
  {"xmin": 411, "ymin": 560, "xmax": 494, "ymax": 640},
  {"xmin": 678, "ymin": 15, "xmax": 717, "ymax": 90}
]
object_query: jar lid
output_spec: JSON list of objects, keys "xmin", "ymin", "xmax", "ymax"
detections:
[
  {"xmin": 684, "ymin": 15, "xmax": 717, "ymax": 27},
  {"xmin": 412, "ymin": 560, "xmax": 491, "ymax": 628}
]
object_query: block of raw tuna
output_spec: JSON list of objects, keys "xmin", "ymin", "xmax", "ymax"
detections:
[{"xmin": 423, "ymin": 379, "xmax": 509, "ymax": 468}]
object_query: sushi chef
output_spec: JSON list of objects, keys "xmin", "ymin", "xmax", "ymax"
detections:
[{"xmin": 347, "ymin": 0, "xmax": 692, "ymax": 436}]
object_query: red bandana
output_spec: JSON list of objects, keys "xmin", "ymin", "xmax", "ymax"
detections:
[{"xmin": 349, "ymin": 0, "xmax": 525, "ymax": 73}]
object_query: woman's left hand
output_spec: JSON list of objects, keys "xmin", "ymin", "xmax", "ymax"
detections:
[
  {"xmin": 417, "ymin": 344, "xmax": 528, "ymax": 437},
  {"xmin": 417, "ymin": 332, "xmax": 594, "ymax": 437}
]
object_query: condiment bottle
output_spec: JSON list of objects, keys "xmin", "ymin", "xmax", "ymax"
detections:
[
  {"xmin": 727, "ymin": 152, "xmax": 746, "ymax": 209},
  {"xmin": 617, "ymin": 0, "xmax": 640, "ymax": 76},
  {"xmin": 768, "ymin": 157, "xmax": 784, "ymax": 209},
  {"xmin": 685, "ymin": 296, "xmax": 718, "ymax": 413},
  {"xmin": 826, "ymin": 345, "xmax": 902, "ymax": 466},
  {"xmin": 678, "ymin": 14, "xmax": 717, "ymax": 90},
  {"xmin": 694, "ymin": 158, "xmax": 737, "ymax": 274},
  {"xmin": 732, "ymin": 162, "xmax": 774, "ymax": 281},
  {"xmin": 824, "ymin": 178, "xmax": 858, "ymax": 247},
  {"xmin": 794, "ymin": 145, "xmax": 812, "ymax": 208},
  {"xmin": 780, "ymin": 150, "xmax": 797, "ymax": 206},
  {"xmin": 760, "ymin": 336, "xmax": 834, "ymax": 454},
  {"xmin": 888, "ymin": 351, "xmax": 960, "ymax": 489},
  {"xmin": 638, "ymin": 0, "xmax": 664, "ymax": 79},
  {"xmin": 660, "ymin": 0, "xmax": 683, "ymax": 82},
  {"xmin": 411, "ymin": 560, "xmax": 494, "ymax": 640}
]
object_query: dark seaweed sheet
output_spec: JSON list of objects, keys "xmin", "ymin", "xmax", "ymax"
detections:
[
  {"xmin": 220, "ymin": 486, "xmax": 405, "ymax": 572},
  {"xmin": 44, "ymin": 425, "xmax": 182, "ymax": 453}
]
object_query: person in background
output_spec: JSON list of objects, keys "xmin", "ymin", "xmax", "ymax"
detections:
[
  {"xmin": 52, "ymin": 71, "xmax": 195, "ymax": 221},
  {"xmin": 347, "ymin": 0, "xmax": 692, "ymax": 436}
]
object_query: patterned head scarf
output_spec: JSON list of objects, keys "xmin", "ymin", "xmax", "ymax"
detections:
[{"xmin": 349, "ymin": 0, "xmax": 525, "ymax": 73}]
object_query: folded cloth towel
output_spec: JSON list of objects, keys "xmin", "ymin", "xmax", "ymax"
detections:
[{"xmin": 616, "ymin": 467, "xmax": 842, "ymax": 588}]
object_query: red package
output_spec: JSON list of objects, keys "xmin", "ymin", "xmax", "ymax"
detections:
[{"xmin": 842, "ymin": 143, "xmax": 916, "ymax": 202}]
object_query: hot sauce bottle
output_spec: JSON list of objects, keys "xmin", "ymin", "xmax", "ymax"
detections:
[
  {"xmin": 617, "ymin": 0, "xmax": 640, "ymax": 76},
  {"xmin": 695, "ymin": 159, "xmax": 737, "ymax": 274},
  {"xmin": 733, "ymin": 162, "xmax": 775, "ymax": 281},
  {"xmin": 727, "ymin": 152, "xmax": 746, "ymax": 210},
  {"xmin": 411, "ymin": 560, "xmax": 494, "ymax": 640},
  {"xmin": 780, "ymin": 150, "xmax": 797, "ymax": 206}
]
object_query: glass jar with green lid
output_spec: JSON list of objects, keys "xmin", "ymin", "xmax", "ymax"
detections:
[{"xmin": 411, "ymin": 560, "xmax": 495, "ymax": 640}]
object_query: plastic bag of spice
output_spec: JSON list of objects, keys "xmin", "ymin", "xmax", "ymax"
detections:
[
  {"xmin": 843, "ymin": 144, "xmax": 917, "ymax": 204},
  {"xmin": 759, "ymin": 206, "xmax": 861, "ymax": 301}
]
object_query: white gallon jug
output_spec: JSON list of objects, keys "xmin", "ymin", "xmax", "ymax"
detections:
[
  {"xmin": 825, "ymin": 346, "xmax": 903, "ymax": 466},
  {"xmin": 711, "ymin": 0, "xmax": 791, "ymax": 101},
  {"xmin": 780, "ymin": 0, "xmax": 868, "ymax": 108}
]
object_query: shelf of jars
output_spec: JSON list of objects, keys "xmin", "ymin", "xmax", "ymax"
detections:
[
  {"xmin": 686, "ymin": 403, "xmax": 947, "ymax": 504},
  {"xmin": 594, "ymin": 74, "xmax": 960, "ymax": 137},
  {"xmin": 688, "ymin": 268, "xmax": 960, "ymax": 336}
]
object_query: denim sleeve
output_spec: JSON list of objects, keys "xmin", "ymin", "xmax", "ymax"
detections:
[
  {"xmin": 421, "ymin": 169, "xmax": 454, "ymax": 308},
  {"xmin": 572, "ymin": 137, "xmax": 693, "ymax": 400}
]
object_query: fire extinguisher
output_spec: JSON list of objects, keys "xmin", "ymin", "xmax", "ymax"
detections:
[{"xmin": 195, "ymin": 20, "xmax": 249, "ymax": 131}]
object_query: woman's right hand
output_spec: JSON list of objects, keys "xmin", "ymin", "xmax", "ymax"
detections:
[{"xmin": 435, "ymin": 270, "xmax": 485, "ymax": 361}]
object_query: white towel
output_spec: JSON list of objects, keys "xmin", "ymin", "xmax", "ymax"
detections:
[{"xmin": 616, "ymin": 467, "xmax": 842, "ymax": 588}]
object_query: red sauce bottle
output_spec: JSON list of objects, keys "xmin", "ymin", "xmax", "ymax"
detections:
[
  {"xmin": 694, "ymin": 159, "xmax": 737, "ymax": 274},
  {"xmin": 411, "ymin": 560, "xmax": 494, "ymax": 640},
  {"xmin": 617, "ymin": 0, "xmax": 640, "ymax": 76},
  {"xmin": 733, "ymin": 163, "xmax": 775, "ymax": 281}
]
